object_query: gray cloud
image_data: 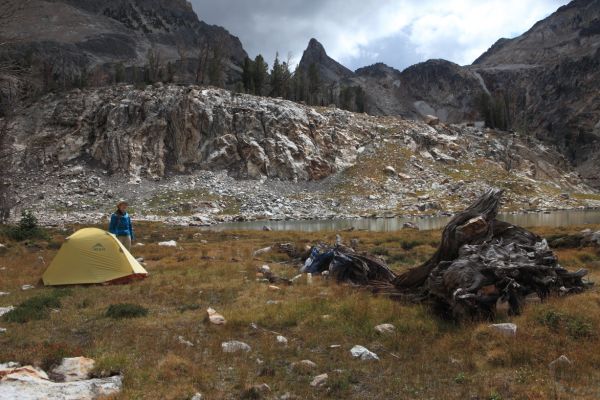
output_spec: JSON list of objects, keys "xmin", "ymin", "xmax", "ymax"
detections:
[{"xmin": 191, "ymin": 0, "xmax": 569, "ymax": 71}]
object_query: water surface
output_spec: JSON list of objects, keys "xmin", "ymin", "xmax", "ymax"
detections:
[{"xmin": 204, "ymin": 209, "xmax": 600, "ymax": 232}]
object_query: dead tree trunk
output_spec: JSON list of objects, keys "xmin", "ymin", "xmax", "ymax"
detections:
[{"xmin": 394, "ymin": 188, "xmax": 590, "ymax": 320}]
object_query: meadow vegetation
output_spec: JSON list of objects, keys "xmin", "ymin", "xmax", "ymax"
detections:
[{"xmin": 0, "ymin": 223, "xmax": 599, "ymax": 399}]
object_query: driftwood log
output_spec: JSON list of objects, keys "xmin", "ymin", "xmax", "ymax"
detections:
[{"xmin": 393, "ymin": 188, "xmax": 590, "ymax": 319}]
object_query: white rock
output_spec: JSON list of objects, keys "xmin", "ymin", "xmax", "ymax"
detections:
[
  {"xmin": 206, "ymin": 307, "xmax": 226, "ymax": 325},
  {"xmin": 158, "ymin": 240, "xmax": 177, "ymax": 247},
  {"xmin": 0, "ymin": 306, "xmax": 14, "ymax": 317},
  {"xmin": 310, "ymin": 373, "xmax": 328, "ymax": 387},
  {"xmin": 259, "ymin": 265, "xmax": 271, "ymax": 274},
  {"xmin": 221, "ymin": 340, "xmax": 251, "ymax": 353},
  {"xmin": 191, "ymin": 393, "xmax": 203, "ymax": 400},
  {"xmin": 21, "ymin": 284, "xmax": 35, "ymax": 291},
  {"xmin": 51, "ymin": 357, "xmax": 95, "ymax": 382},
  {"xmin": 0, "ymin": 292, "xmax": 9, "ymax": 296},
  {"xmin": 0, "ymin": 367, "xmax": 122, "ymax": 400},
  {"xmin": 549, "ymin": 355, "xmax": 572, "ymax": 372},
  {"xmin": 350, "ymin": 345, "xmax": 379, "ymax": 361},
  {"xmin": 177, "ymin": 336, "xmax": 194, "ymax": 347},
  {"xmin": 489, "ymin": 323, "xmax": 517, "ymax": 337},
  {"xmin": 276, "ymin": 335, "xmax": 288, "ymax": 345},
  {"xmin": 374, "ymin": 323, "xmax": 395, "ymax": 334},
  {"xmin": 383, "ymin": 166, "xmax": 396, "ymax": 175},
  {"xmin": 292, "ymin": 360, "xmax": 317, "ymax": 370},
  {"xmin": 0, "ymin": 328, "xmax": 6, "ymax": 333},
  {"xmin": 253, "ymin": 246, "xmax": 272, "ymax": 256}
]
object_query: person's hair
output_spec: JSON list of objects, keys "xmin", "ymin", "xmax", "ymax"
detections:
[{"xmin": 116, "ymin": 207, "xmax": 125, "ymax": 215}]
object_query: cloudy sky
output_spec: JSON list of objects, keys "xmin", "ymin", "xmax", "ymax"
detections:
[{"xmin": 191, "ymin": 0, "xmax": 569, "ymax": 71}]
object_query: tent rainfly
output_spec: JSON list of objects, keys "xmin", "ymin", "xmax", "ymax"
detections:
[{"xmin": 43, "ymin": 228, "xmax": 147, "ymax": 285}]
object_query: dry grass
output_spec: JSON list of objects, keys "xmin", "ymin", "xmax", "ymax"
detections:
[{"xmin": 1, "ymin": 224, "xmax": 599, "ymax": 399}]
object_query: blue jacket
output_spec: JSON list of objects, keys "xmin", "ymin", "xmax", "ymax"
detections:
[{"xmin": 109, "ymin": 212, "xmax": 134, "ymax": 239}]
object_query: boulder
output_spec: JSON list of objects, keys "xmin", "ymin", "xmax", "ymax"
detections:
[
  {"xmin": 221, "ymin": 340, "xmax": 251, "ymax": 353},
  {"xmin": 350, "ymin": 345, "xmax": 379, "ymax": 361},
  {"xmin": 292, "ymin": 360, "xmax": 317, "ymax": 371},
  {"xmin": 158, "ymin": 240, "xmax": 177, "ymax": 247}
]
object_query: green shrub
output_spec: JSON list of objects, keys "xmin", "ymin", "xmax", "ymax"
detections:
[
  {"xmin": 4, "ymin": 210, "xmax": 48, "ymax": 241},
  {"xmin": 3, "ymin": 290, "xmax": 71, "ymax": 323},
  {"xmin": 536, "ymin": 309, "xmax": 595, "ymax": 339},
  {"xmin": 105, "ymin": 303, "xmax": 148, "ymax": 319}
]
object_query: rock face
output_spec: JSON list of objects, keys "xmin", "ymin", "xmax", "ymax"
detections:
[
  {"xmin": 5, "ymin": 86, "xmax": 377, "ymax": 181},
  {"xmin": 298, "ymin": 38, "xmax": 354, "ymax": 82},
  {"xmin": 0, "ymin": 0, "xmax": 247, "ymax": 86}
]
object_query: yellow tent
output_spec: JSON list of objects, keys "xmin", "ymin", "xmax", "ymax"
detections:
[{"xmin": 43, "ymin": 228, "xmax": 147, "ymax": 285}]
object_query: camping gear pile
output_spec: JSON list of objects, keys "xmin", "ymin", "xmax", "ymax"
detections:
[{"xmin": 301, "ymin": 189, "xmax": 591, "ymax": 320}]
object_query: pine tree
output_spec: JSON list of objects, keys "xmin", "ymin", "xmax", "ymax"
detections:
[
  {"xmin": 242, "ymin": 57, "xmax": 255, "ymax": 94},
  {"xmin": 207, "ymin": 46, "xmax": 224, "ymax": 87},
  {"xmin": 270, "ymin": 52, "xmax": 283, "ymax": 97},
  {"xmin": 307, "ymin": 63, "xmax": 321, "ymax": 105},
  {"xmin": 253, "ymin": 54, "xmax": 268, "ymax": 96}
]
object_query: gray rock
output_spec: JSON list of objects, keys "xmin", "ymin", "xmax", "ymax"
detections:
[
  {"xmin": 310, "ymin": 373, "xmax": 328, "ymax": 387},
  {"xmin": 374, "ymin": 323, "xmax": 396, "ymax": 334},
  {"xmin": 350, "ymin": 345, "xmax": 379, "ymax": 360},
  {"xmin": 221, "ymin": 340, "xmax": 251, "ymax": 353},
  {"xmin": 489, "ymin": 323, "xmax": 517, "ymax": 337}
]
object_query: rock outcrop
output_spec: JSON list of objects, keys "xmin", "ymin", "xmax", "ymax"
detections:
[{"xmin": 5, "ymin": 86, "xmax": 377, "ymax": 181}]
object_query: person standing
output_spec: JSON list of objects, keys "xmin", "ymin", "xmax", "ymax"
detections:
[{"xmin": 109, "ymin": 200, "xmax": 134, "ymax": 251}]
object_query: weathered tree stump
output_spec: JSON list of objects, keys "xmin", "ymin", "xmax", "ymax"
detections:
[{"xmin": 394, "ymin": 188, "xmax": 590, "ymax": 320}]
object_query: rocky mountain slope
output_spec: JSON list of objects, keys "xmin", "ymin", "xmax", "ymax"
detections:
[
  {"xmin": 298, "ymin": 0, "xmax": 600, "ymax": 188},
  {"xmin": 0, "ymin": 0, "xmax": 247, "ymax": 85},
  {"xmin": 3, "ymin": 85, "xmax": 598, "ymax": 225}
]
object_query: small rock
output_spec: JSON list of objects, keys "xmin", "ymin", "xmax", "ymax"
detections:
[
  {"xmin": 489, "ymin": 323, "xmax": 517, "ymax": 337},
  {"xmin": 177, "ymin": 336, "xmax": 194, "ymax": 347},
  {"xmin": 402, "ymin": 222, "xmax": 419, "ymax": 230},
  {"xmin": 276, "ymin": 335, "xmax": 288, "ymax": 345},
  {"xmin": 397, "ymin": 172, "xmax": 412, "ymax": 180},
  {"xmin": 262, "ymin": 225, "xmax": 272, "ymax": 231},
  {"xmin": 259, "ymin": 265, "xmax": 271, "ymax": 274},
  {"xmin": 310, "ymin": 373, "xmax": 328, "ymax": 387},
  {"xmin": 292, "ymin": 360, "xmax": 317, "ymax": 370},
  {"xmin": 21, "ymin": 284, "xmax": 35, "ymax": 291},
  {"xmin": 350, "ymin": 345, "xmax": 379, "ymax": 361},
  {"xmin": 374, "ymin": 323, "xmax": 395, "ymax": 334},
  {"xmin": 221, "ymin": 340, "xmax": 252, "ymax": 353},
  {"xmin": 549, "ymin": 354, "xmax": 572, "ymax": 378},
  {"xmin": 0, "ymin": 327, "xmax": 6, "ymax": 333},
  {"xmin": 253, "ymin": 246, "xmax": 272, "ymax": 256},
  {"xmin": 0, "ymin": 291, "xmax": 9, "ymax": 296},
  {"xmin": 191, "ymin": 393, "xmax": 203, "ymax": 400},
  {"xmin": 383, "ymin": 166, "xmax": 397, "ymax": 175},
  {"xmin": 158, "ymin": 240, "xmax": 177, "ymax": 247},
  {"xmin": 135, "ymin": 257, "xmax": 144, "ymax": 263},
  {"xmin": 206, "ymin": 307, "xmax": 226, "ymax": 325},
  {"xmin": 268, "ymin": 285, "xmax": 281, "ymax": 291},
  {"xmin": 424, "ymin": 114, "xmax": 440, "ymax": 126},
  {"xmin": 0, "ymin": 306, "xmax": 15, "ymax": 316}
]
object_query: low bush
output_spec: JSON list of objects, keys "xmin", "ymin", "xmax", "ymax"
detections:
[
  {"xmin": 105, "ymin": 303, "xmax": 148, "ymax": 319},
  {"xmin": 536, "ymin": 309, "xmax": 595, "ymax": 339}
]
